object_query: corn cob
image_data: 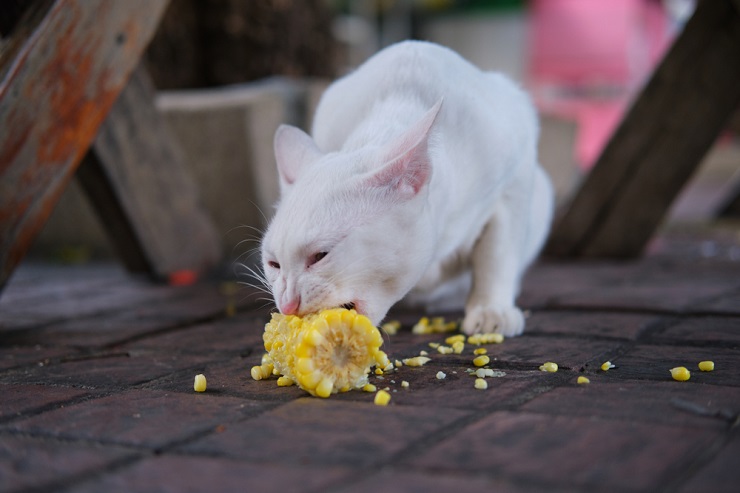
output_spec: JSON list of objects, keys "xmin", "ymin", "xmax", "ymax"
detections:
[{"xmin": 260, "ymin": 309, "xmax": 389, "ymax": 398}]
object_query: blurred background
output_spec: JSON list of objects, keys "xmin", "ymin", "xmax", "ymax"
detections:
[{"xmin": 30, "ymin": 0, "xmax": 740, "ymax": 267}]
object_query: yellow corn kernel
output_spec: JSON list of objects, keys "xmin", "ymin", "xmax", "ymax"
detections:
[
  {"xmin": 419, "ymin": 350, "xmax": 429, "ymax": 356},
  {"xmin": 698, "ymin": 361, "xmax": 714, "ymax": 372},
  {"xmin": 539, "ymin": 362, "xmax": 558, "ymax": 373},
  {"xmin": 437, "ymin": 345, "xmax": 453, "ymax": 355},
  {"xmin": 193, "ymin": 374, "xmax": 207, "ymax": 392},
  {"xmin": 261, "ymin": 309, "xmax": 387, "ymax": 398},
  {"xmin": 473, "ymin": 348, "xmax": 487, "ymax": 355},
  {"xmin": 445, "ymin": 334, "xmax": 466, "ymax": 345},
  {"xmin": 363, "ymin": 383, "xmax": 377, "ymax": 392},
  {"xmin": 474, "ymin": 378, "xmax": 488, "ymax": 390},
  {"xmin": 411, "ymin": 317, "xmax": 430, "ymax": 334},
  {"xmin": 401, "ymin": 380, "xmax": 409, "ymax": 388},
  {"xmin": 436, "ymin": 371, "xmax": 446, "ymax": 380},
  {"xmin": 403, "ymin": 356, "xmax": 431, "ymax": 367},
  {"xmin": 428, "ymin": 342, "xmax": 440, "ymax": 349},
  {"xmin": 374, "ymin": 389, "xmax": 391, "ymax": 406},
  {"xmin": 277, "ymin": 376, "xmax": 294, "ymax": 387},
  {"xmin": 394, "ymin": 360, "xmax": 403, "ymax": 367},
  {"xmin": 577, "ymin": 376, "xmax": 590, "ymax": 384},
  {"xmin": 452, "ymin": 341, "xmax": 465, "ymax": 354},
  {"xmin": 601, "ymin": 361, "xmax": 615, "ymax": 371},
  {"xmin": 670, "ymin": 366, "xmax": 691, "ymax": 381},
  {"xmin": 475, "ymin": 368, "xmax": 494, "ymax": 378},
  {"xmin": 467, "ymin": 333, "xmax": 504, "ymax": 345},
  {"xmin": 473, "ymin": 355, "xmax": 490, "ymax": 367},
  {"xmin": 381, "ymin": 320, "xmax": 401, "ymax": 335},
  {"xmin": 375, "ymin": 368, "xmax": 384, "ymax": 375}
]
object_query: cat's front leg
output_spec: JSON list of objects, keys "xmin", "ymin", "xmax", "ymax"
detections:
[{"xmin": 462, "ymin": 207, "xmax": 525, "ymax": 336}]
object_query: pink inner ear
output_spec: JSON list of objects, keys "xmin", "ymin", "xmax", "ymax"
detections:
[{"xmin": 369, "ymin": 99, "xmax": 442, "ymax": 196}]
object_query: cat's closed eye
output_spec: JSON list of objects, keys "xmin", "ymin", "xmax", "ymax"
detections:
[
  {"xmin": 268, "ymin": 260, "xmax": 280, "ymax": 269},
  {"xmin": 309, "ymin": 251, "xmax": 328, "ymax": 267}
]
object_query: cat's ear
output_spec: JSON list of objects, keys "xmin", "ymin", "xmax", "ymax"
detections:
[
  {"xmin": 274, "ymin": 125, "xmax": 323, "ymax": 191},
  {"xmin": 367, "ymin": 99, "xmax": 442, "ymax": 199}
]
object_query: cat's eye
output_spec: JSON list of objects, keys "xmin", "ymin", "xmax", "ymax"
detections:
[
  {"xmin": 309, "ymin": 251, "xmax": 328, "ymax": 266},
  {"xmin": 268, "ymin": 260, "xmax": 280, "ymax": 269}
]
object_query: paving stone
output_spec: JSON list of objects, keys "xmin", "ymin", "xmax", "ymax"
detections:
[
  {"xmin": 690, "ymin": 289, "xmax": 740, "ymax": 315},
  {"xmin": 484, "ymin": 335, "xmax": 623, "ymax": 370},
  {"xmin": 521, "ymin": 380, "xmax": 740, "ymax": 429},
  {"xmin": 650, "ymin": 316, "xmax": 740, "ymax": 345},
  {"xmin": 65, "ymin": 454, "xmax": 354, "ymax": 493},
  {"xmin": 677, "ymin": 433, "xmax": 740, "ymax": 493},
  {"xmin": 409, "ymin": 411, "xmax": 721, "ymax": 492},
  {"xmin": 123, "ymin": 315, "xmax": 265, "ymax": 355},
  {"xmin": 607, "ymin": 344, "xmax": 740, "ymax": 386},
  {"xmin": 0, "ymin": 346, "xmax": 76, "ymax": 371},
  {"xmin": 146, "ymin": 356, "xmax": 307, "ymax": 402},
  {"xmin": 0, "ymin": 351, "xmax": 215, "ymax": 389},
  {"xmin": 0, "ymin": 384, "xmax": 91, "ymax": 422},
  {"xmin": 525, "ymin": 310, "xmax": 662, "ymax": 340},
  {"xmin": 0, "ymin": 434, "xmax": 136, "ymax": 493},
  {"xmin": 180, "ymin": 397, "xmax": 470, "ymax": 467},
  {"xmin": 333, "ymin": 468, "xmax": 575, "ymax": 493},
  {"xmin": 7, "ymin": 389, "xmax": 269, "ymax": 449}
]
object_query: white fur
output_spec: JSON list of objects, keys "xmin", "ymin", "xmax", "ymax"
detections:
[{"xmin": 261, "ymin": 41, "xmax": 553, "ymax": 336}]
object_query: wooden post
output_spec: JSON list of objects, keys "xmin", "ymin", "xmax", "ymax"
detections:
[
  {"xmin": 77, "ymin": 67, "xmax": 221, "ymax": 280},
  {"xmin": 545, "ymin": 0, "xmax": 740, "ymax": 258},
  {"xmin": 0, "ymin": 0, "xmax": 170, "ymax": 289}
]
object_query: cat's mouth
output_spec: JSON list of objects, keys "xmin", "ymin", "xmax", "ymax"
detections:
[{"xmin": 341, "ymin": 302, "xmax": 356, "ymax": 311}]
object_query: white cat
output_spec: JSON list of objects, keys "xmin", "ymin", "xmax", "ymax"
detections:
[{"xmin": 261, "ymin": 40, "xmax": 553, "ymax": 336}]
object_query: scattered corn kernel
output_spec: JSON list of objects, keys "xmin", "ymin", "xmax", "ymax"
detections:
[
  {"xmin": 193, "ymin": 374, "xmax": 207, "ymax": 392},
  {"xmin": 375, "ymin": 368, "xmax": 384, "ymax": 375},
  {"xmin": 698, "ymin": 361, "xmax": 714, "ymax": 372},
  {"xmin": 452, "ymin": 341, "xmax": 465, "ymax": 354},
  {"xmin": 539, "ymin": 362, "xmax": 558, "ymax": 373},
  {"xmin": 467, "ymin": 333, "xmax": 504, "ymax": 345},
  {"xmin": 473, "ymin": 355, "xmax": 490, "ymax": 367},
  {"xmin": 670, "ymin": 366, "xmax": 691, "ymax": 381},
  {"xmin": 473, "ymin": 348, "xmax": 488, "ymax": 355},
  {"xmin": 436, "ymin": 371, "xmax": 447, "ymax": 380},
  {"xmin": 374, "ymin": 389, "xmax": 391, "ymax": 406},
  {"xmin": 475, "ymin": 368, "xmax": 494, "ymax": 378},
  {"xmin": 401, "ymin": 380, "xmax": 409, "ymax": 388},
  {"xmin": 474, "ymin": 378, "xmax": 488, "ymax": 390},
  {"xmin": 437, "ymin": 345, "xmax": 454, "ymax": 355},
  {"xmin": 394, "ymin": 360, "xmax": 403, "ymax": 367},
  {"xmin": 577, "ymin": 376, "xmax": 590, "ymax": 384},
  {"xmin": 277, "ymin": 376, "xmax": 294, "ymax": 387},
  {"xmin": 384, "ymin": 362, "xmax": 394, "ymax": 372},
  {"xmin": 250, "ymin": 363, "xmax": 274, "ymax": 381},
  {"xmin": 363, "ymin": 383, "xmax": 377, "ymax": 392},
  {"xmin": 403, "ymin": 356, "xmax": 431, "ymax": 367},
  {"xmin": 381, "ymin": 320, "xmax": 401, "ymax": 335},
  {"xmin": 601, "ymin": 361, "xmax": 615, "ymax": 371},
  {"xmin": 428, "ymin": 342, "xmax": 440, "ymax": 349},
  {"xmin": 445, "ymin": 334, "xmax": 466, "ymax": 345},
  {"xmin": 419, "ymin": 350, "xmax": 429, "ymax": 356},
  {"xmin": 411, "ymin": 317, "xmax": 430, "ymax": 334}
]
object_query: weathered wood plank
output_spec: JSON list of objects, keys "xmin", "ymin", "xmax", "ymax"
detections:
[
  {"xmin": 545, "ymin": 0, "xmax": 740, "ymax": 258},
  {"xmin": 0, "ymin": 0, "xmax": 170, "ymax": 290},
  {"xmin": 76, "ymin": 67, "xmax": 221, "ymax": 280}
]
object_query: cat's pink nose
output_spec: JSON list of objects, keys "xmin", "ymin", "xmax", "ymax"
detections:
[{"xmin": 281, "ymin": 296, "xmax": 301, "ymax": 315}]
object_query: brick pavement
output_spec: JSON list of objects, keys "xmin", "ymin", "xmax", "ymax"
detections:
[{"xmin": 1, "ymin": 226, "xmax": 739, "ymax": 493}]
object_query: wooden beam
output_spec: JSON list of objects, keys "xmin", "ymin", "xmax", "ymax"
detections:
[
  {"xmin": 0, "ymin": 0, "xmax": 169, "ymax": 289},
  {"xmin": 77, "ymin": 67, "xmax": 221, "ymax": 280},
  {"xmin": 545, "ymin": 0, "xmax": 740, "ymax": 258}
]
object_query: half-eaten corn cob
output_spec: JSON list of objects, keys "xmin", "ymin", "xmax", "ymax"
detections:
[{"xmin": 259, "ymin": 309, "xmax": 389, "ymax": 398}]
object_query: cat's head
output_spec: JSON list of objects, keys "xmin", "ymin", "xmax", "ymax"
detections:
[{"xmin": 261, "ymin": 101, "xmax": 441, "ymax": 324}]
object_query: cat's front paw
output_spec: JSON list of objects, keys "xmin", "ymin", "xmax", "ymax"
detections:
[{"xmin": 462, "ymin": 305, "xmax": 524, "ymax": 336}]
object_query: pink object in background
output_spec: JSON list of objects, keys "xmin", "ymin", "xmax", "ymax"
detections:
[{"xmin": 529, "ymin": 0, "xmax": 674, "ymax": 169}]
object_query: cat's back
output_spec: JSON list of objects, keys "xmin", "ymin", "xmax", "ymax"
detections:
[{"xmin": 313, "ymin": 41, "xmax": 533, "ymax": 151}]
